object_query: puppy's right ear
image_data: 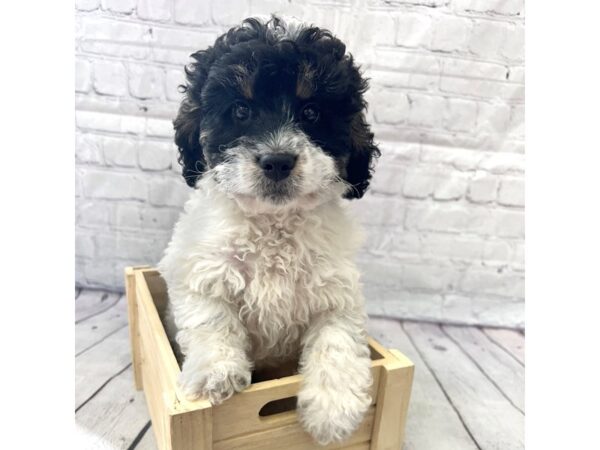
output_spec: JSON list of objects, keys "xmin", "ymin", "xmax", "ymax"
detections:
[
  {"xmin": 174, "ymin": 45, "xmax": 219, "ymax": 188},
  {"xmin": 174, "ymin": 96, "xmax": 205, "ymax": 188}
]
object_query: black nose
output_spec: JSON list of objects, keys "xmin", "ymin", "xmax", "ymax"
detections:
[{"xmin": 259, "ymin": 154, "xmax": 297, "ymax": 182}]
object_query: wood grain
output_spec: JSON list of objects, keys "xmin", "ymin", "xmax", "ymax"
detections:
[
  {"xmin": 403, "ymin": 322, "xmax": 524, "ymax": 450},
  {"xmin": 75, "ymin": 293, "xmax": 127, "ymax": 356},
  {"xmin": 482, "ymin": 328, "xmax": 525, "ymax": 366},
  {"xmin": 443, "ymin": 325, "xmax": 524, "ymax": 412},
  {"xmin": 368, "ymin": 317, "xmax": 479, "ymax": 450}
]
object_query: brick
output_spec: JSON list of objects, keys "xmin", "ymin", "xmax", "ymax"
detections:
[
  {"xmin": 433, "ymin": 174, "xmax": 467, "ymax": 200},
  {"xmin": 494, "ymin": 209, "xmax": 524, "ymax": 238},
  {"xmin": 76, "ymin": 59, "xmax": 91, "ymax": 93},
  {"xmin": 478, "ymin": 153, "xmax": 525, "ymax": 174},
  {"xmin": 431, "ymin": 16, "xmax": 472, "ymax": 53},
  {"xmin": 358, "ymin": 13, "xmax": 397, "ymax": 46},
  {"xmin": 483, "ymin": 240, "xmax": 512, "ymax": 262},
  {"xmin": 420, "ymin": 145, "xmax": 482, "ymax": 171},
  {"xmin": 402, "ymin": 171, "xmax": 437, "ymax": 199},
  {"xmin": 370, "ymin": 164, "xmax": 405, "ymax": 196},
  {"xmin": 213, "ymin": 0, "xmax": 251, "ymax": 26},
  {"xmin": 148, "ymin": 178, "xmax": 189, "ymax": 206},
  {"xmin": 137, "ymin": 0, "xmax": 171, "ymax": 21},
  {"xmin": 77, "ymin": 201, "xmax": 112, "ymax": 227},
  {"xmin": 444, "ymin": 98, "xmax": 477, "ymax": 132},
  {"xmin": 395, "ymin": 13, "xmax": 432, "ymax": 48},
  {"xmin": 129, "ymin": 64, "xmax": 164, "ymax": 99},
  {"xmin": 501, "ymin": 23, "xmax": 524, "ymax": 61},
  {"xmin": 76, "ymin": 110, "xmax": 146, "ymax": 134},
  {"xmin": 405, "ymin": 206, "xmax": 469, "ymax": 232},
  {"xmin": 440, "ymin": 77, "xmax": 525, "ymax": 101},
  {"xmin": 421, "ymin": 234, "xmax": 483, "ymax": 260},
  {"xmin": 508, "ymin": 66, "xmax": 525, "ymax": 83},
  {"xmin": 477, "ymin": 102, "xmax": 511, "ymax": 134},
  {"xmin": 408, "ymin": 94, "xmax": 445, "ymax": 128},
  {"xmin": 93, "ymin": 60, "xmax": 127, "ymax": 96},
  {"xmin": 82, "ymin": 169, "xmax": 147, "ymax": 200},
  {"xmin": 174, "ymin": 0, "xmax": 211, "ymax": 25},
  {"xmin": 79, "ymin": 17, "xmax": 150, "ymax": 42},
  {"xmin": 498, "ymin": 177, "xmax": 524, "ymax": 207},
  {"xmin": 76, "ymin": 232, "xmax": 95, "ymax": 258},
  {"xmin": 469, "ymin": 20, "xmax": 507, "ymax": 59},
  {"xmin": 76, "ymin": 0, "xmax": 100, "ymax": 11},
  {"xmin": 402, "ymin": 264, "xmax": 459, "ymax": 292},
  {"xmin": 166, "ymin": 69, "xmax": 185, "ymax": 101},
  {"xmin": 508, "ymin": 105, "xmax": 525, "ymax": 138},
  {"xmin": 101, "ymin": 0, "xmax": 136, "ymax": 14},
  {"xmin": 460, "ymin": 268, "xmax": 524, "ymax": 298},
  {"xmin": 373, "ymin": 49, "xmax": 440, "ymax": 74},
  {"xmin": 453, "ymin": 0, "xmax": 523, "ymax": 16},
  {"xmin": 140, "ymin": 207, "xmax": 179, "ymax": 230},
  {"xmin": 115, "ymin": 203, "xmax": 142, "ymax": 229},
  {"xmin": 371, "ymin": 89, "xmax": 410, "ymax": 124},
  {"xmin": 467, "ymin": 172, "xmax": 498, "ymax": 203},
  {"xmin": 441, "ymin": 58, "xmax": 507, "ymax": 81},
  {"xmin": 76, "ymin": 134, "xmax": 103, "ymax": 164},
  {"xmin": 147, "ymin": 118, "xmax": 174, "ymax": 138},
  {"xmin": 102, "ymin": 136, "xmax": 137, "ymax": 167},
  {"xmin": 139, "ymin": 141, "xmax": 173, "ymax": 170},
  {"xmin": 350, "ymin": 194, "xmax": 405, "ymax": 226}
]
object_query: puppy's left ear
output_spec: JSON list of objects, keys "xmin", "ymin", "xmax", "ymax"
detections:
[{"xmin": 343, "ymin": 114, "xmax": 381, "ymax": 199}]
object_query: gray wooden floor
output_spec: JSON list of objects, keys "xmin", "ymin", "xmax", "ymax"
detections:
[{"xmin": 75, "ymin": 288, "xmax": 524, "ymax": 450}]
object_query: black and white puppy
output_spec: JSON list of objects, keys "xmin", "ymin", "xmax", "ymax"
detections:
[{"xmin": 159, "ymin": 16, "xmax": 380, "ymax": 445}]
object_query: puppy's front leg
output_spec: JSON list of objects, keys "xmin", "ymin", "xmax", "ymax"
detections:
[
  {"xmin": 297, "ymin": 310, "xmax": 373, "ymax": 445},
  {"xmin": 175, "ymin": 297, "xmax": 252, "ymax": 405}
]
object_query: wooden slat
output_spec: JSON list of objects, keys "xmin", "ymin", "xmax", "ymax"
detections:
[
  {"xmin": 368, "ymin": 317, "xmax": 479, "ymax": 450},
  {"xmin": 76, "ymin": 290, "xmax": 121, "ymax": 323},
  {"xmin": 76, "ymin": 365, "xmax": 150, "ymax": 449},
  {"xmin": 213, "ymin": 407, "xmax": 375, "ymax": 450},
  {"xmin": 75, "ymin": 294, "xmax": 127, "ymax": 355},
  {"xmin": 403, "ymin": 322, "xmax": 524, "ymax": 450},
  {"xmin": 443, "ymin": 326, "xmax": 525, "ymax": 412},
  {"xmin": 483, "ymin": 328, "xmax": 525, "ymax": 365},
  {"xmin": 75, "ymin": 325, "xmax": 132, "ymax": 409},
  {"xmin": 212, "ymin": 367, "xmax": 380, "ymax": 442}
]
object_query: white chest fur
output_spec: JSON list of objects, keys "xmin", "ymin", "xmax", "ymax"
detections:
[{"xmin": 159, "ymin": 180, "xmax": 364, "ymax": 366}]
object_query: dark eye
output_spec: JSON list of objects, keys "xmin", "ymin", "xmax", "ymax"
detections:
[
  {"xmin": 301, "ymin": 104, "xmax": 320, "ymax": 123},
  {"xmin": 233, "ymin": 102, "xmax": 250, "ymax": 121}
]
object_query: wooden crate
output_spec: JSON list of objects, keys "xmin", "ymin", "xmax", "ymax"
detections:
[{"xmin": 125, "ymin": 266, "xmax": 414, "ymax": 450}]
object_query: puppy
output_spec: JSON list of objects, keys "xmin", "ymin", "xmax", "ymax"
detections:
[{"xmin": 158, "ymin": 16, "xmax": 380, "ymax": 445}]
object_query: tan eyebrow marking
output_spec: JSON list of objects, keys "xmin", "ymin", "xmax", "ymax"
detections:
[
  {"xmin": 231, "ymin": 64, "xmax": 254, "ymax": 99},
  {"xmin": 296, "ymin": 62, "xmax": 316, "ymax": 99}
]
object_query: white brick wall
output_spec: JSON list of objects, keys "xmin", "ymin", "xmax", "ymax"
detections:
[{"xmin": 75, "ymin": 0, "xmax": 525, "ymax": 328}]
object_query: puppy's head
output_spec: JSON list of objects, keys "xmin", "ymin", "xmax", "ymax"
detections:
[{"xmin": 174, "ymin": 16, "xmax": 380, "ymax": 210}]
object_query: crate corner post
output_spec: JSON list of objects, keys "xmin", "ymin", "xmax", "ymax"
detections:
[
  {"xmin": 370, "ymin": 349, "xmax": 415, "ymax": 450},
  {"xmin": 124, "ymin": 266, "xmax": 144, "ymax": 390}
]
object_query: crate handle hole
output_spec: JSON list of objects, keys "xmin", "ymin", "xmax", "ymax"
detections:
[{"xmin": 258, "ymin": 396, "xmax": 297, "ymax": 417}]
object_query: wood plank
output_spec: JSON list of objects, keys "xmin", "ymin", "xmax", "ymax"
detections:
[
  {"xmin": 76, "ymin": 290, "xmax": 122, "ymax": 323},
  {"xmin": 135, "ymin": 427, "xmax": 158, "ymax": 450},
  {"xmin": 76, "ymin": 365, "xmax": 150, "ymax": 449},
  {"xmin": 403, "ymin": 322, "xmax": 524, "ymax": 450},
  {"xmin": 75, "ymin": 325, "xmax": 132, "ymax": 409},
  {"xmin": 75, "ymin": 294, "xmax": 128, "ymax": 356},
  {"xmin": 368, "ymin": 317, "xmax": 479, "ymax": 450},
  {"xmin": 482, "ymin": 328, "xmax": 525, "ymax": 365},
  {"xmin": 443, "ymin": 326, "xmax": 524, "ymax": 412}
]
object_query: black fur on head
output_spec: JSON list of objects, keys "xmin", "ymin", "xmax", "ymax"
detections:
[{"xmin": 174, "ymin": 16, "xmax": 380, "ymax": 200}]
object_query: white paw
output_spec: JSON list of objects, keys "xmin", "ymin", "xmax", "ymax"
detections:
[
  {"xmin": 297, "ymin": 385, "xmax": 371, "ymax": 446},
  {"xmin": 178, "ymin": 360, "xmax": 251, "ymax": 404}
]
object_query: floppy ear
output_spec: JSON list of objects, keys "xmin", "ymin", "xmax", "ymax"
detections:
[
  {"xmin": 174, "ymin": 97, "xmax": 205, "ymax": 188},
  {"xmin": 343, "ymin": 113, "xmax": 381, "ymax": 199}
]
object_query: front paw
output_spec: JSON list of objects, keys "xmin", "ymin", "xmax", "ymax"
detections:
[
  {"xmin": 178, "ymin": 360, "xmax": 251, "ymax": 404},
  {"xmin": 297, "ymin": 384, "xmax": 371, "ymax": 445}
]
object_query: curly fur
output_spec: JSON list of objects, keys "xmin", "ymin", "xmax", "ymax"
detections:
[{"xmin": 160, "ymin": 16, "xmax": 379, "ymax": 445}]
